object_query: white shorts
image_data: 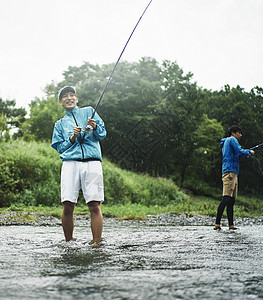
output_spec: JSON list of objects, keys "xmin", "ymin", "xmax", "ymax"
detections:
[{"xmin": 61, "ymin": 160, "xmax": 104, "ymax": 204}]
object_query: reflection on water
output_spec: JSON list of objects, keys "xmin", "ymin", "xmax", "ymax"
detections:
[{"xmin": 0, "ymin": 216, "xmax": 262, "ymax": 299}]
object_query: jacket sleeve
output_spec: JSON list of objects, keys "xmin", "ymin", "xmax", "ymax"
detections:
[
  {"xmin": 231, "ymin": 137, "xmax": 252, "ymax": 158},
  {"xmin": 51, "ymin": 120, "xmax": 73, "ymax": 154},
  {"xmin": 93, "ymin": 111, "xmax": 107, "ymax": 140}
]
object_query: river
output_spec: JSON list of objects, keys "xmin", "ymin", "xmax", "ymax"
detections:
[{"xmin": 0, "ymin": 214, "xmax": 262, "ymax": 299}]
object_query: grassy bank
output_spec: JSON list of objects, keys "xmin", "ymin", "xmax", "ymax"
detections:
[
  {"xmin": 0, "ymin": 140, "xmax": 188, "ymax": 217},
  {"xmin": 0, "ymin": 141, "xmax": 262, "ymax": 222},
  {"xmin": 0, "ymin": 140, "xmax": 187, "ymax": 208},
  {"xmin": 1, "ymin": 194, "xmax": 262, "ymax": 223}
]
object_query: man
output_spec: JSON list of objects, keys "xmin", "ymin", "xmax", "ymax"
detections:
[
  {"xmin": 51, "ymin": 86, "xmax": 106, "ymax": 246},
  {"xmin": 214, "ymin": 125, "xmax": 254, "ymax": 230}
]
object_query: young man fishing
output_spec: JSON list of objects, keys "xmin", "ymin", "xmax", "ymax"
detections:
[
  {"xmin": 214, "ymin": 125, "xmax": 254, "ymax": 231},
  {"xmin": 51, "ymin": 86, "xmax": 106, "ymax": 246}
]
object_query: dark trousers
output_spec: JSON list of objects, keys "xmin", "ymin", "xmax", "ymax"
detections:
[{"xmin": 215, "ymin": 196, "xmax": 236, "ymax": 226}]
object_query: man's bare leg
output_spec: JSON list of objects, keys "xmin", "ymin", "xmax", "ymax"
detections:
[
  {"xmin": 88, "ymin": 201, "xmax": 103, "ymax": 243},
  {"xmin": 62, "ymin": 201, "xmax": 75, "ymax": 241}
]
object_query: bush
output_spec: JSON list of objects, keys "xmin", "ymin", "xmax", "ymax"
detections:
[
  {"xmin": 182, "ymin": 177, "xmax": 221, "ymax": 198},
  {"xmin": 0, "ymin": 141, "xmax": 61, "ymax": 207}
]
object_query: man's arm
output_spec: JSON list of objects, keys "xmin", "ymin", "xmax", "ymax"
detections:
[
  {"xmin": 51, "ymin": 121, "xmax": 78, "ymax": 154},
  {"xmin": 231, "ymin": 137, "xmax": 254, "ymax": 157}
]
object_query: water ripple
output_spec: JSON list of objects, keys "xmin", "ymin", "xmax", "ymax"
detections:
[{"xmin": 0, "ymin": 216, "xmax": 262, "ymax": 299}]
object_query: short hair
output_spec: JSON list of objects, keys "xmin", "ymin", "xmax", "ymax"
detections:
[
  {"xmin": 58, "ymin": 86, "xmax": 76, "ymax": 101},
  {"xmin": 228, "ymin": 125, "xmax": 242, "ymax": 137}
]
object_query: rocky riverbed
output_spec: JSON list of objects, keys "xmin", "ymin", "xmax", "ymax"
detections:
[{"xmin": 0, "ymin": 210, "xmax": 262, "ymax": 227}]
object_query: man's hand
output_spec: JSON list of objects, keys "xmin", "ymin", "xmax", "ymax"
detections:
[
  {"xmin": 70, "ymin": 126, "xmax": 82, "ymax": 143},
  {"xmin": 87, "ymin": 117, "xmax": 97, "ymax": 130},
  {"xmin": 250, "ymin": 150, "xmax": 255, "ymax": 155}
]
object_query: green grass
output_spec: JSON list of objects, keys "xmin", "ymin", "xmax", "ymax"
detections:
[{"xmin": 1, "ymin": 194, "xmax": 262, "ymax": 223}]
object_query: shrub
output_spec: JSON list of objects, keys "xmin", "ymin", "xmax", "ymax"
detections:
[
  {"xmin": 0, "ymin": 141, "xmax": 61, "ymax": 207},
  {"xmin": 182, "ymin": 177, "xmax": 221, "ymax": 198}
]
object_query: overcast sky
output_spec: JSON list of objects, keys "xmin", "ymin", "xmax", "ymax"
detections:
[{"xmin": 0, "ymin": 0, "xmax": 263, "ymax": 109}]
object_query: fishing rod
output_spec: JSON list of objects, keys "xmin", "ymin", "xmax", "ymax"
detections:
[
  {"xmin": 83, "ymin": 0, "xmax": 153, "ymax": 134},
  {"xmin": 250, "ymin": 142, "xmax": 263, "ymax": 151}
]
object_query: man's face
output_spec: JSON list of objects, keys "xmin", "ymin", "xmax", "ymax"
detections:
[
  {"xmin": 59, "ymin": 92, "xmax": 78, "ymax": 111},
  {"xmin": 232, "ymin": 131, "xmax": 242, "ymax": 141}
]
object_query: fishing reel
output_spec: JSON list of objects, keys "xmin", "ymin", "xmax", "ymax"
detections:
[{"xmin": 82, "ymin": 125, "xmax": 93, "ymax": 134}]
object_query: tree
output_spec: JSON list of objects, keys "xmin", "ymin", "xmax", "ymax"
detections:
[
  {"xmin": 0, "ymin": 98, "xmax": 26, "ymax": 141},
  {"xmin": 23, "ymin": 97, "xmax": 64, "ymax": 141},
  {"xmin": 0, "ymin": 113, "xmax": 10, "ymax": 141},
  {"xmin": 160, "ymin": 60, "xmax": 204, "ymax": 184},
  {"xmin": 184, "ymin": 114, "xmax": 225, "ymax": 195}
]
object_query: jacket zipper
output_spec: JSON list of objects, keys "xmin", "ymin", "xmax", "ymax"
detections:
[{"xmin": 71, "ymin": 111, "xmax": 85, "ymax": 160}]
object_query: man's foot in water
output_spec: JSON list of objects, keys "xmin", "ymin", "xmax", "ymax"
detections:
[{"xmin": 88, "ymin": 238, "xmax": 103, "ymax": 248}]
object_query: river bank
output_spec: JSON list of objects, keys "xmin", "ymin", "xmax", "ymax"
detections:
[
  {"xmin": 0, "ymin": 209, "xmax": 262, "ymax": 227},
  {"xmin": 1, "ymin": 193, "xmax": 263, "ymax": 225}
]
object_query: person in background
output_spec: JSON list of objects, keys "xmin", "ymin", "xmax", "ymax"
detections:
[
  {"xmin": 214, "ymin": 125, "xmax": 254, "ymax": 231},
  {"xmin": 51, "ymin": 86, "xmax": 106, "ymax": 247}
]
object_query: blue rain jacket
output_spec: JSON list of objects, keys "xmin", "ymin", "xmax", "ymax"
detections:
[
  {"xmin": 221, "ymin": 136, "xmax": 252, "ymax": 175},
  {"xmin": 51, "ymin": 106, "xmax": 106, "ymax": 161}
]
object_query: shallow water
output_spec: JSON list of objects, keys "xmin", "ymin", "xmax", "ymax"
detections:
[{"xmin": 0, "ymin": 215, "xmax": 263, "ymax": 300}]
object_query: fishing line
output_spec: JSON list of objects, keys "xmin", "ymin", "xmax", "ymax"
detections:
[{"xmin": 84, "ymin": 0, "xmax": 153, "ymax": 133}]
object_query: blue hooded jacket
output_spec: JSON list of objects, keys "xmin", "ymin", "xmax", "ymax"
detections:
[
  {"xmin": 51, "ymin": 106, "xmax": 106, "ymax": 161},
  {"xmin": 221, "ymin": 136, "xmax": 252, "ymax": 175}
]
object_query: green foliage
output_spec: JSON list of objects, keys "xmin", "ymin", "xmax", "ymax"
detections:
[
  {"xmin": 182, "ymin": 177, "xmax": 221, "ymax": 198},
  {"xmin": 190, "ymin": 114, "xmax": 224, "ymax": 182},
  {"xmin": 234, "ymin": 195, "xmax": 263, "ymax": 216},
  {"xmin": 103, "ymin": 160, "xmax": 187, "ymax": 206},
  {"xmin": 0, "ymin": 141, "xmax": 188, "ymax": 208},
  {"xmin": 23, "ymin": 97, "xmax": 64, "ymax": 141},
  {"xmin": 0, "ymin": 113, "xmax": 9, "ymax": 139},
  {"xmin": 0, "ymin": 141, "xmax": 61, "ymax": 207},
  {"xmin": 0, "ymin": 98, "xmax": 26, "ymax": 140},
  {"xmin": 159, "ymin": 60, "xmax": 206, "ymax": 184}
]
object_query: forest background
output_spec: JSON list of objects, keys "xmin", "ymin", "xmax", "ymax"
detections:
[{"xmin": 1, "ymin": 57, "xmax": 263, "ymax": 211}]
